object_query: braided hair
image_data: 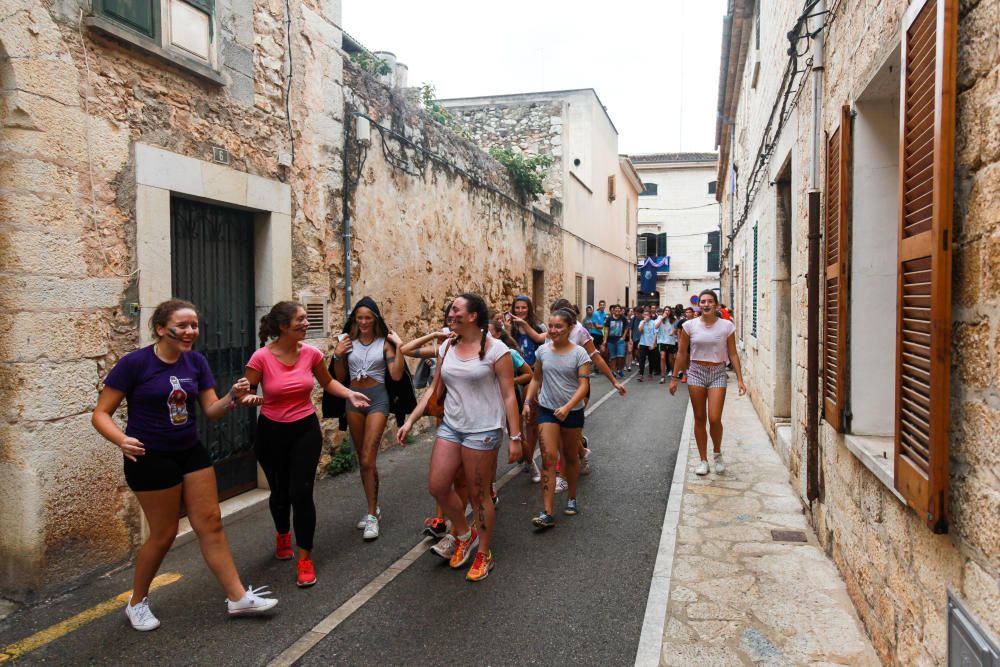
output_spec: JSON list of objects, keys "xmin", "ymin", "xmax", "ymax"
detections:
[{"xmin": 456, "ymin": 293, "xmax": 490, "ymax": 359}]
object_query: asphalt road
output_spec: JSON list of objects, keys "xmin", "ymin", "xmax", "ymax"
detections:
[{"xmin": 0, "ymin": 371, "xmax": 687, "ymax": 666}]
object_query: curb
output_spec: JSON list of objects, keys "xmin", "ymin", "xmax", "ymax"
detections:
[{"xmin": 634, "ymin": 402, "xmax": 694, "ymax": 667}]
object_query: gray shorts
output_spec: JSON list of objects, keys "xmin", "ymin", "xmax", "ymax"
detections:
[
  {"xmin": 686, "ymin": 363, "xmax": 728, "ymax": 389},
  {"xmin": 346, "ymin": 383, "xmax": 390, "ymax": 415},
  {"xmin": 436, "ymin": 422, "xmax": 504, "ymax": 451}
]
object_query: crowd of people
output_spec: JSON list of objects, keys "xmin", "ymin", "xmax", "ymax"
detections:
[{"xmin": 91, "ymin": 288, "xmax": 743, "ymax": 631}]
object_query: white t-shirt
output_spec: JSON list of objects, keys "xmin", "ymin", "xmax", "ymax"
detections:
[
  {"xmin": 568, "ymin": 322, "xmax": 593, "ymax": 348},
  {"xmin": 438, "ymin": 335, "xmax": 511, "ymax": 432},
  {"xmin": 683, "ymin": 317, "xmax": 736, "ymax": 363}
]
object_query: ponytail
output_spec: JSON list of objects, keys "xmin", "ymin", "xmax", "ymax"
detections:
[
  {"xmin": 479, "ymin": 327, "xmax": 488, "ymax": 360},
  {"xmin": 259, "ymin": 301, "xmax": 301, "ymax": 346}
]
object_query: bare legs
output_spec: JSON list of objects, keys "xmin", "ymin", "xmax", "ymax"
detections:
[
  {"xmin": 462, "ymin": 447, "xmax": 498, "ymax": 554},
  {"xmin": 348, "ymin": 411, "xmax": 389, "ymax": 515},
  {"xmin": 539, "ymin": 423, "xmax": 583, "ymax": 514},
  {"xmin": 132, "ymin": 486, "xmax": 183, "ymax": 601},
  {"xmin": 428, "ymin": 439, "xmax": 469, "ymax": 538},
  {"xmin": 688, "ymin": 385, "xmax": 728, "ymax": 461}
]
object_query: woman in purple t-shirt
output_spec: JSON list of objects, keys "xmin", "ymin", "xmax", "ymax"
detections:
[{"xmin": 92, "ymin": 299, "xmax": 277, "ymax": 631}]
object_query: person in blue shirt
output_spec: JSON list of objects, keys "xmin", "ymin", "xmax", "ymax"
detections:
[
  {"xmin": 655, "ymin": 307, "xmax": 679, "ymax": 384},
  {"xmin": 589, "ymin": 300, "xmax": 608, "ymax": 350},
  {"xmin": 605, "ymin": 304, "xmax": 628, "ymax": 379},
  {"xmin": 637, "ymin": 307, "xmax": 658, "ymax": 381}
]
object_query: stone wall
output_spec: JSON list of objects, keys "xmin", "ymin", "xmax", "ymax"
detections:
[{"xmin": 720, "ymin": 0, "xmax": 1000, "ymax": 662}]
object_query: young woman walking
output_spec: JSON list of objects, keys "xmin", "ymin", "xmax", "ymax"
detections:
[
  {"xmin": 396, "ymin": 294, "xmax": 522, "ymax": 582},
  {"xmin": 92, "ymin": 299, "xmax": 278, "ymax": 631},
  {"xmin": 655, "ymin": 307, "xmax": 679, "ymax": 384},
  {"xmin": 670, "ymin": 290, "xmax": 746, "ymax": 475},
  {"xmin": 327, "ymin": 297, "xmax": 408, "ymax": 541},
  {"xmin": 626, "ymin": 306, "xmax": 641, "ymax": 371},
  {"xmin": 636, "ymin": 308, "xmax": 657, "ymax": 381},
  {"xmin": 244, "ymin": 301, "xmax": 370, "ymax": 587},
  {"xmin": 503, "ymin": 295, "xmax": 547, "ymax": 483},
  {"xmin": 523, "ymin": 309, "xmax": 592, "ymax": 528}
]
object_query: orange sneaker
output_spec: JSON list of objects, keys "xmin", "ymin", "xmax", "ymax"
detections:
[
  {"xmin": 448, "ymin": 529, "xmax": 479, "ymax": 569},
  {"xmin": 296, "ymin": 558, "xmax": 317, "ymax": 587},
  {"xmin": 275, "ymin": 532, "xmax": 293, "ymax": 560},
  {"xmin": 465, "ymin": 551, "xmax": 494, "ymax": 582}
]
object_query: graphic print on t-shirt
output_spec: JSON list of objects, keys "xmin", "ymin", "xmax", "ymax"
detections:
[{"xmin": 167, "ymin": 375, "xmax": 189, "ymax": 425}]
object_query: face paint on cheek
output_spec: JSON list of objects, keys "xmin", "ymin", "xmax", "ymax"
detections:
[{"xmin": 165, "ymin": 327, "xmax": 182, "ymax": 341}]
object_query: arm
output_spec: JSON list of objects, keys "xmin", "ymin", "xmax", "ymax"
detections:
[
  {"xmin": 514, "ymin": 362, "xmax": 533, "ymax": 386},
  {"xmin": 510, "ymin": 317, "xmax": 546, "ymax": 344},
  {"xmin": 726, "ymin": 333, "xmax": 746, "ymax": 395},
  {"xmin": 396, "ymin": 349, "xmax": 445, "ymax": 444},
  {"xmin": 399, "ymin": 331, "xmax": 448, "ymax": 357},
  {"xmin": 554, "ymin": 362, "xmax": 591, "ymax": 421},
  {"xmin": 583, "ymin": 339, "xmax": 626, "ymax": 395},
  {"xmin": 199, "ymin": 384, "xmax": 238, "ymax": 421},
  {"xmin": 669, "ymin": 329, "xmax": 691, "ymax": 395},
  {"xmin": 331, "ymin": 336, "xmax": 352, "ymax": 382},
  {"xmin": 522, "ymin": 360, "xmax": 544, "ymax": 412},
  {"xmin": 385, "ymin": 334, "xmax": 406, "ymax": 382},
  {"xmin": 91, "ymin": 387, "xmax": 145, "ymax": 462},
  {"xmin": 494, "ymin": 353, "xmax": 523, "ymax": 464}
]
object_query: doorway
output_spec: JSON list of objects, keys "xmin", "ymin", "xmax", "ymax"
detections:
[
  {"xmin": 170, "ymin": 197, "xmax": 259, "ymax": 500},
  {"xmin": 774, "ymin": 161, "xmax": 793, "ymax": 419}
]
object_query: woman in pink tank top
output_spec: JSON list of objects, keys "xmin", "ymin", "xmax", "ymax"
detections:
[{"xmin": 670, "ymin": 290, "xmax": 746, "ymax": 476}]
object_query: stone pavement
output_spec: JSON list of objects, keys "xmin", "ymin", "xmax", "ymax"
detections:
[{"xmin": 659, "ymin": 378, "xmax": 880, "ymax": 666}]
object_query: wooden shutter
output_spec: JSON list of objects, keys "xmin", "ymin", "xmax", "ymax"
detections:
[
  {"xmin": 894, "ymin": 0, "xmax": 957, "ymax": 533},
  {"xmin": 823, "ymin": 106, "xmax": 850, "ymax": 431},
  {"xmin": 656, "ymin": 233, "xmax": 667, "ymax": 257}
]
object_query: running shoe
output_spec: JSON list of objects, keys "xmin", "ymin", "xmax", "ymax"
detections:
[
  {"xmin": 695, "ymin": 460, "xmax": 710, "ymax": 476},
  {"xmin": 564, "ymin": 498, "xmax": 579, "ymax": 515},
  {"xmin": 522, "ymin": 460, "xmax": 532, "ymax": 475},
  {"xmin": 431, "ymin": 534, "xmax": 456, "ymax": 560},
  {"xmin": 580, "ymin": 447, "xmax": 592, "ymax": 476},
  {"xmin": 491, "ymin": 486, "xmax": 499, "ymax": 509},
  {"xmin": 449, "ymin": 529, "xmax": 480, "ymax": 569},
  {"xmin": 296, "ymin": 559, "xmax": 317, "ymax": 587},
  {"xmin": 356, "ymin": 506, "xmax": 381, "ymax": 529},
  {"xmin": 274, "ymin": 531, "xmax": 293, "ymax": 560},
  {"xmin": 363, "ymin": 513, "xmax": 380, "ymax": 540},
  {"xmin": 423, "ymin": 517, "xmax": 448, "ymax": 539},
  {"xmin": 227, "ymin": 585, "xmax": 279, "ymax": 615},
  {"xmin": 125, "ymin": 597, "xmax": 160, "ymax": 631},
  {"xmin": 638, "ymin": 375, "xmax": 644, "ymax": 382},
  {"xmin": 555, "ymin": 476, "xmax": 568, "ymax": 493},
  {"xmin": 713, "ymin": 452, "xmax": 726, "ymax": 475},
  {"xmin": 532, "ymin": 511, "xmax": 555, "ymax": 529},
  {"xmin": 466, "ymin": 551, "xmax": 494, "ymax": 582},
  {"xmin": 530, "ymin": 460, "xmax": 541, "ymax": 483},
  {"xmin": 659, "ymin": 377, "xmax": 666, "ymax": 384}
]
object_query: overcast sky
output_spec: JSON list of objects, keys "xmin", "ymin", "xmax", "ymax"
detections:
[{"xmin": 342, "ymin": 0, "xmax": 728, "ymax": 156}]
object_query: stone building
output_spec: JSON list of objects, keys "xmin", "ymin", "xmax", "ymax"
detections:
[
  {"xmin": 716, "ymin": 0, "xmax": 1000, "ymax": 663},
  {"xmin": 629, "ymin": 152, "xmax": 721, "ymax": 309},
  {"xmin": 441, "ymin": 90, "xmax": 641, "ymax": 311},
  {"xmin": 0, "ymin": 0, "xmax": 561, "ymax": 599}
]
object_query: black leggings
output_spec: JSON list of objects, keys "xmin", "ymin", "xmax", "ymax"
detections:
[
  {"xmin": 255, "ymin": 413, "xmax": 322, "ymax": 550},
  {"xmin": 638, "ymin": 345, "xmax": 660, "ymax": 375}
]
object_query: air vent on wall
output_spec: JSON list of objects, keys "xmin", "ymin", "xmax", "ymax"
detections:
[{"xmin": 304, "ymin": 298, "xmax": 328, "ymax": 339}]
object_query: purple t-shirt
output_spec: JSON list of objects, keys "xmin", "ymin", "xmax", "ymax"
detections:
[{"xmin": 103, "ymin": 346, "xmax": 215, "ymax": 452}]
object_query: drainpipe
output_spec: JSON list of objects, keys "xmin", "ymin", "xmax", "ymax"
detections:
[
  {"xmin": 342, "ymin": 112, "xmax": 357, "ymax": 317},
  {"xmin": 806, "ymin": 0, "xmax": 825, "ymax": 502}
]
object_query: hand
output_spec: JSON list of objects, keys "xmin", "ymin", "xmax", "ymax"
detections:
[
  {"xmin": 348, "ymin": 392, "xmax": 371, "ymax": 409},
  {"xmin": 230, "ymin": 377, "xmax": 251, "ymax": 398},
  {"xmin": 334, "ymin": 336, "xmax": 353, "ymax": 358},
  {"xmin": 431, "ymin": 331, "xmax": 451, "ymax": 342},
  {"xmin": 521, "ymin": 403, "xmax": 532, "ymax": 421},
  {"xmin": 396, "ymin": 421, "xmax": 412, "ymax": 446},
  {"xmin": 239, "ymin": 393, "xmax": 264, "ymax": 407},
  {"xmin": 387, "ymin": 330, "xmax": 403, "ymax": 347},
  {"xmin": 507, "ymin": 437, "xmax": 522, "ymax": 464},
  {"xmin": 614, "ymin": 381, "xmax": 628, "ymax": 396},
  {"xmin": 600, "ymin": 344, "xmax": 607, "ymax": 353},
  {"xmin": 738, "ymin": 380, "xmax": 747, "ymax": 396},
  {"xmin": 553, "ymin": 405, "xmax": 570, "ymax": 421},
  {"xmin": 509, "ymin": 313, "xmax": 527, "ymax": 326},
  {"xmin": 118, "ymin": 436, "xmax": 145, "ymax": 462},
  {"xmin": 669, "ymin": 378, "xmax": 678, "ymax": 395}
]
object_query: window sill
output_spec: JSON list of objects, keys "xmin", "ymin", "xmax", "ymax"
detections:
[
  {"xmin": 843, "ymin": 433, "xmax": 907, "ymax": 505},
  {"xmin": 86, "ymin": 15, "xmax": 228, "ymax": 87}
]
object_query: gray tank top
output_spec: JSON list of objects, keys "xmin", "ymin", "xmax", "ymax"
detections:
[{"xmin": 348, "ymin": 337, "xmax": 386, "ymax": 383}]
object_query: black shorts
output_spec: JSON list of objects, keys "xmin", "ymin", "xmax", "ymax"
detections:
[
  {"xmin": 591, "ymin": 333, "xmax": 605, "ymax": 348},
  {"xmin": 537, "ymin": 405, "xmax": 585, "ymax": 429},
  {"xmin": 123, "ymin": 442, "xmax": 213, "ymax": 492},
  {"xmin": 658, "ymin": 343, "xmax": 678, "ymax": 354}
]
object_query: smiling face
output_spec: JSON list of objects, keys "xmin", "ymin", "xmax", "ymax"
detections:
[
  {"xmin": 354, "ymin": 306, "xmax": 376, "ymax": 336},
  {"xmin": 449, "ymin": 297, "xmax": 478, "ymax": 334},
  {"xmin": 547, "ymin": 313, "xmax": 573, "ymax": 343},
  {"xmin": 512, "ymin": 299, "xmax": 530, "ymax": 320},
  {"xmin": 156, "ymin": 308, "xmax": 199, "ymax": 352},
  {"xmin": 281, "ymin": 306, "xmax": 309, "ymax": 340}
]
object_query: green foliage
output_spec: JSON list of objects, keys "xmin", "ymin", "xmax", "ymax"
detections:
[
  {"xmin": 326, "ymin": 443, "xmax": 358, "ymax": 476},
  {"xmin": 420, "ymin": 83, "xmax": 472, "ymax": 139},
  {"xmin": 489, "ymin": 147, "xmax": 553, "ymax": 201},
  {"xmin": 351, "ymin": 52, "xmax": 391, "ymax": 77}
]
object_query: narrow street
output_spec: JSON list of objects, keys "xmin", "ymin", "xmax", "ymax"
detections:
[{"xmin": 0, "ymin": 372, "xmax": 688, "ymax": 666}]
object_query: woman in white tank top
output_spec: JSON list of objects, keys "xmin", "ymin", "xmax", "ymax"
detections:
[{"xmin": 670, "ymin": 290, "xmax": 746, "ymax": 476}]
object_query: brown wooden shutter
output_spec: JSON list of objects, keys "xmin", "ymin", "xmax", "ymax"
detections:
[
  {"xmin": 823, "ymin": 105, "xmax": 850, "ymax": 432},
  {"xmin": 894, "ymin": 0, "xmax": 957, "ymax": 533}
]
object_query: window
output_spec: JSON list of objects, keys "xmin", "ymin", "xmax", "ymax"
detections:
[
  {"xmin": 707, "ymin": 231, "xmax": 720, "ymax": 272},
  {"xmin": 586, "ymin": 278, "xmax": 595, "ymax": 309},
  {"xmin": 637, "ymin": 235, "xmax": 647, "ymax": 258},
  {"xmin": 752, "ymin": 223, "xmax": 758, "ymax": 337},
  {"xmin": 92, "ymin": 0, "xmax": 218, "ymax": 72},
  {"xmin": 708, "ymin": 180, "xmax": 717, "ymax": 195},
  {"xmin": 607, "ymin": 175, "xmax": 617, "ymax": 202},
  {"xmin": 656, "ymin": 232, "xmax": 667, "ymax": 257},
  {"xmin": 574, "ymin": 274, "xmax": 583, "ymax": 312},
  {"xmin": 638, "ymin": 232, "xmax": 664, "ymax": 257},
  {"xmin": 640, "ymin": 182, "xmax": 658, "ymax": 197}
]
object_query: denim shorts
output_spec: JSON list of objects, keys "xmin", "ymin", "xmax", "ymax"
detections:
[
  {"xmin": 686, "ymin": 363, "xmax": 728, "ymax": 389},
  {"xmin": 537, "ymin": 404, "xmax": 585, "ymax": 429},
  {"xmin": 608, "ymin": 339, "xmax": 626, "ymax": 359},
  {"xmin": 346, "ymin": 383, "xmax": 390, "ymax": 416},
  {"xmin": 436, "ymin": 422, "xmax": 504, "ymax": 451}
]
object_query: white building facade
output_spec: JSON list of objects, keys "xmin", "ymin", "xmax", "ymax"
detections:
[{"xmin": 630, "ymin": 153, "xmax": 721, "ymax": 309}]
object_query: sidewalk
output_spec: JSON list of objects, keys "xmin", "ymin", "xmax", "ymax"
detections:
[{"xmin": 657, "ymin": 379, "xmax": 879, "ymax": 665}]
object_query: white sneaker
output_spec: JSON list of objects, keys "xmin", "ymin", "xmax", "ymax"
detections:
[
  {"xmin": 227, "ymin": 585, "xmax": 278, "ymax": 616},
  {"xmin": 555, "ymin": 476, "xmax": 568, "ymax": 493},
  {"xmin": 530, "ymin": 460, "xmax": 541, "ymax": 483},
  {"xmin": 580, "ymin": 447, "xmax": 592, "ymax": 475},
  {"xmin": 713, "ymin": 452, "xmax": 726, "ymax": 475},
  {"xmin": 356, "ymin": 506, "xmax": 381, "ymax": 529},
  {"xmin": 695, "ymin": 460, "xmax": 710, "ymax": 476},
  {"xmin": 363, "ymin": 513, "xmax": 380, "ymax": 540},
  {"xmin": 125, "ymin": 597, "xmax": 160, "ymax": 631},
  {"xmin": 431, "ymin": 534, "xmax": 456, "ymax": 560}
]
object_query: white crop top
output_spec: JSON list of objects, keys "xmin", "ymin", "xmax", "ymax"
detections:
[
  {"xmin": 682, "ymin": 317, "xmax": 736, "ymax": 364},
  {"xmin": 348, "ymin": 337, "xmax": 386, "ymax": 382}
]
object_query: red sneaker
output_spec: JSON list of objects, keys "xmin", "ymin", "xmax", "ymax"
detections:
[
  {"xmin": 275, "ymin": 532, "xmax": 293, "ymax": 560},
  {"xmin": 296, "ymin": 559, "xmax": 317, "ymax": 587}
]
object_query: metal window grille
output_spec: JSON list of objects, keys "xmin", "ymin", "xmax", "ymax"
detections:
[
  {"xmin": 752, "ymin": 223, "xmax": 759, "ymax": 336},
  {"xmin": 304, "ymin": 299, "xmax": 328, "ymax": 339}
]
